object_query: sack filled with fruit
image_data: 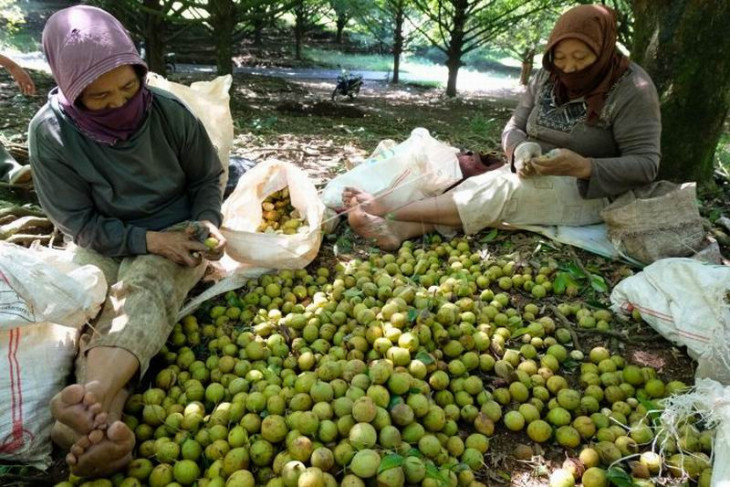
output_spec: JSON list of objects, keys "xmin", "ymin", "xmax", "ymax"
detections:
[{"xmin": 221, "ymin": 159, "xmax": 325, "ymax": 269}]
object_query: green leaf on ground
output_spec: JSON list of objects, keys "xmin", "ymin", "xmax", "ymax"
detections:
[
  {"xmin": 415, "ymin": 351, "xmax": 435, "ymax": 365},
  {"xmin": 378, "ymin": 454, "xmax": 404, "ymax": 473},
  {"xmin": 607, "ymin": 467, "xmax": 637, "ymax": 487},
  {"xmin": 590, "ymin": 274, "xmax": 609, "ymax": 293},
  {"xmin": 480, "ymin": 229, "xmax": 498, "ymax": 243}
]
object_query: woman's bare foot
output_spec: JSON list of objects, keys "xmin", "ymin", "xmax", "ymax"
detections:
[
  {"xmin": 342, "ymin": 187, "xmax": 387, "ymax": 216},
  {"xmin": 67, "ymin": 421, "xmax": 135, "ymax": 478},
  {"xmin": 348, "ymin": 204, "xmax": 402, "ymax": 251},
  {"xmin": 50, "ymin": 383, "xmax": 107, "ymax": 438},
  {"xmin": 51, "ymin": 422, "xmax": 80, "ymax": 450}
]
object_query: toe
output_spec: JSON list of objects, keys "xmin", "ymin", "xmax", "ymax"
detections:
[
  {"xmin": 93, "ymin": 412, "xmax": 108, "ymax": 428},
  {"xmin": 107, "ymin": 421, "xmax": 135, "ymax": 443},
  {"xmin": 66, "ymin": 452, "xmax": 77, "ymax": 466},
  {"xmin": 88, "ymin": 430, "xmax": 104, "ymax": 444},
  {"xmin": 70, "ymin": 444, "xmax": 84, "ymax": 457},
  {"xmin": 75, "ymin": 435, "xmax": 91, "ymax": 449},
  {"xmin": 59, "ymin": 384, "xmax": 85, "ymax": 406}
]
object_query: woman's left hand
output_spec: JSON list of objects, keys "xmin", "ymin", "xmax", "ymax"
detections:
[
  {"xmin": 191, "ymin": 220, "xmax": 227, "ymax": 261},
  {"xmin": 531, "ymin": 148, "xmax": 592, "ymax": 179}
]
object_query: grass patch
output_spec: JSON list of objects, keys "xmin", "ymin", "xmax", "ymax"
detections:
[
  {"xmin": 402, "ymin": 79, "xmax": 443, "ymax": 89},
  {"xmin": 0, "ymin": 29, "xmax": 41, "ymax": 53},
  {"xmin": 302, "ymin": 47, "xmax": 440, "ymax": 73}
]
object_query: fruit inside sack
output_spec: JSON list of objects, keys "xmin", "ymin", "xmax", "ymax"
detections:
[{"xmin": 257, "ymin": 188, "xmax": 310, "ymax": 235}]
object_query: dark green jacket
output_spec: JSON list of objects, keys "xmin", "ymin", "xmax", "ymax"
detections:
[{"xmin": 29, "ymin": 87, "xmax": 223, "ymax": 257}]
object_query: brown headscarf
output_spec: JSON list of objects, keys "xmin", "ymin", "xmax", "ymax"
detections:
[{"xmin": 542, "ymin": 4, "xmax": 630, "ymax": 125}]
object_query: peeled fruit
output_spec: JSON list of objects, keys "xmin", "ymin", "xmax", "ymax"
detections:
[
  {"xmin": 298, "ymin": 467, "xmax": 325, "ymax": 487},
  {"xmin": 549, "ymin": 468, "xmax": 575, "ymax": 487},
  {"xmin": 204, "ymin": 237, "xmax": 219, "ymax": 250},
  {"xmin": 639, "ymin": 451, "xmax": 662, "ymax": 474}
]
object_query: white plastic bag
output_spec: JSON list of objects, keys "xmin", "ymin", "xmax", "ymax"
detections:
[
  {"xmin": 221, "ymin": 159, "xmax": 325, "ymax": 269},
  {"xmin": 321, "ymin": 127, "xmax": 462, "ymax": 211},
  {"xmin": 0, "ymin": 242, "xmax": 107, "ymax": 330},
  {"xmin": 146, "ymin": 73, "xmax": 234, "ymax": 192},
  {"xmin": 610, "ymin": 258, "xmax": 730, "ymax": 383},
  {"xmin": 0, "ymin": 243, "xmax": 107, "ymax": 468}
]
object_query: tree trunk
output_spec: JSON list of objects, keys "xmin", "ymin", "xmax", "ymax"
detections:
[
  {"xmin": 210, "ymin": 0, "xmax": 236, "ymax": 75},
  {"xmin": 444, "ymin": 0, "xmax": 467, "ymax": 97},
  {"xmin": 519, "ymin": 49, "xmax": 535, "ymax": 86},
  {"xmin": 253, "ymin": 19, "xmax": 264, "ymax": 46},
  {"xmin": 335, "ymin": 14, "xmax": 347, "ymax": 44},
  {"xmin": 391, "ymin": 3, "xmax": 404, "ymax": 84},
  {"xmin": 294, "ymin": 3, "xmax": 305, "ymax": 60},
  {"xmin": 143, "ymin": 0, "xmax": 166, "ymax": 76},
  {"xmin": 519, "ymin": 61, "xmax": 532, "ymax": 86},
  {"xmin": 632, "ymin": 0, "xmax": 730, "ymax": 187},
  {"xmin": 445, "ymin": 59, "xmax": 461, "ymax": 97}
]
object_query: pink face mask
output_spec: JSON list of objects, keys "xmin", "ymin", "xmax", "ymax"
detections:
[{"xmin": 58, "ymin": 82, "xmax": 153, "ymax": 145}]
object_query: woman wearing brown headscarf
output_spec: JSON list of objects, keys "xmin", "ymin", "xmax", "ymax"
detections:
[{"xmin": 342, "ymin": 4, "xmax": 660, "ymax": 251}]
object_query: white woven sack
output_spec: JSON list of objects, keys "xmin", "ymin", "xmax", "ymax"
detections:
[
  {"xmin": 0, "ymin": 243, "xmax": 106, "ymax": 468},
  {"xmin": 610, "ymin": 258, "xmax": 730, "ymax": 383}
]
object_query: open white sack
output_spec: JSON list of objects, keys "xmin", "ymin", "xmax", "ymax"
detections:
[
  {"xmin": 321, "ymin": 127, "xmax": 462, "ymax": 211},
  {"xmin": 147, "ymin": 73, "xmax": 234, "ymax": 193}
]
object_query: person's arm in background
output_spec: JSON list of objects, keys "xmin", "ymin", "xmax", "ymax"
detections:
[
  {"xmin": 0, "ymin": 53, "xmax": 36, "ymax": 95},
  {"xmin": 30, "ymin": 120, "xmax": 207, "ymax": 265}
]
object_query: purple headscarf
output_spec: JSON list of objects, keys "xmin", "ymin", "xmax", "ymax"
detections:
[{"xmin": 42, "ymin": 5, "xmax": 152, "ymax": 145}]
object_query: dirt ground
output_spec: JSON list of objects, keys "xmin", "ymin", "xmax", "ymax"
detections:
[{"xmin": 0, "ymin": 65, "xmax": 712, "ymax": 486}]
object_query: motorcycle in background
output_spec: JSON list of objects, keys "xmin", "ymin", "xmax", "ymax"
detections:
[{"xmin": 331, "ymin": 70, "xmax": 363, "ymax": 101}]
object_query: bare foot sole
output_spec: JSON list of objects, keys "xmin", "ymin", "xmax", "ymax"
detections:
[
  {"xmin": 67, "ymin": 421, "xmax": 135, "ymax": 478},
  {"xmin": 348, "ymin": 205, "xmax": 401, "ymax": 251},
  {"xmin": 342, "ymin": 187, "xmax": 387, "ymax": 216},
  {"xmin": 50, "ymin": 383, "xmax": 106, "ymax": 438}
]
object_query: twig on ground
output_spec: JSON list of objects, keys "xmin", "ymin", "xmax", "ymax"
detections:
[
  {"xmin": 549, "ymin": 305, "xmax": 582, "ymax": 352},
  {"xmin": 573, "ymin": 327, "xmax": 665, "ymax": 347},
  {"xmin": 0, "ymin": 206, "xmax": 45, "ymax": 219}
]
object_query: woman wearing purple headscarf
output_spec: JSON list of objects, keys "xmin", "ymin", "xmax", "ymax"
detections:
[{"xmin": 29, "ymin": 5, "xmax": 226, "ymax": 476}]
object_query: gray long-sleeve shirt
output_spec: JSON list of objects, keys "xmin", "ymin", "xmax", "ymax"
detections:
[
  {"xmin": 501, "ymin": 62, "xmax": 661, "ymax": 199},
  {"xmin": 28, "ymin": 87, "xmax": 223, "ymax": 257}
]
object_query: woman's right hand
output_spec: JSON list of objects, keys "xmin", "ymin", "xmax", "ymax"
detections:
[{"xmin": 146, "ymin": 230, "xmax": 208, "ymax": 267}]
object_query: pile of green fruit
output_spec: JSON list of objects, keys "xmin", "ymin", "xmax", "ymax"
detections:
[
  {"xmin": 58, "ymin": 236, "xmax": 715, "ymax": 487},
  {"xmin": 257, "ymin": 188, "xmax": 307, "ymax": 235}
]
